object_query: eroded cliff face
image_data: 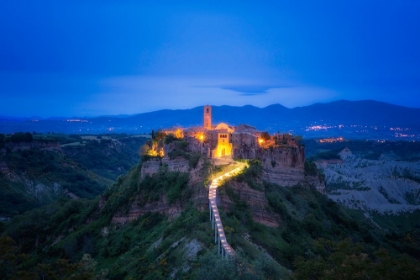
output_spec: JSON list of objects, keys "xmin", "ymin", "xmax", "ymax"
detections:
[
  {"xmin": 111, "ymin": 156, "xmax": 209, "ymax": 224},
  {"xmin": 260, "ymin": 145, "xmax": 305, "ymax": 187},
  {"xmin": 258, "ymin": 145, "xmax": 326, "ymax": 193},
  {"xmin": 219, "ymin": 181, "xmax": 279, "ymax": 227},
  {"xmin": 319, "ymin": 154, "xmax": 420, "ymax": 213},
  {"xmin": 304, "ymin": 176, "xmax": 327, "ymax": 194},
  {"xmin": 111, "ymin": 197, "xmax": 183, "ymax": 224},
  {"xmin": 3, "ymin": 170, "xmax": 71, "ymax": 202},
  {"xmin": 140, "ymin": 157, "xmax": 205, "ymax": 185},
  {"xmin": 110, "ymin": 143, "xmax": 325, "ymax": 225}
]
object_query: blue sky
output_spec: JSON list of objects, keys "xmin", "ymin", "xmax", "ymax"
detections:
[{"xmin": 1, "ymin": 0, "xmax": 419, "ymax": 117}]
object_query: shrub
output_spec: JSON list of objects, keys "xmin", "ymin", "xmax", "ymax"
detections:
[
  {"xmin": 304, "ymin": 161, "xmax": 318, "ymax": 176},
  {"xmin": 164, "ymin": 134, "xmax": 177, "ymax": 144},
  {"xmin": 188, "ymin": 153, "xmax": 201, "ymax": 169}
]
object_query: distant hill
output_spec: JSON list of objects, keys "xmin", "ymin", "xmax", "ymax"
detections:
[{"xmin": 1, "ymin": 100, "xmax": 420, "ymax": 139}]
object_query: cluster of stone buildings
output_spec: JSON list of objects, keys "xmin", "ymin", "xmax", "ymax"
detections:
[
  {"xmin": 163, "ymin": 105, "xmax": 300, "ymax": 161},
  {"xmin": 163, "ymin": 105, "xmax": 261, "ymax": 159},
  {"xmin": 155, "ymin": 106, "xmax": 326, "ymax": 192}
]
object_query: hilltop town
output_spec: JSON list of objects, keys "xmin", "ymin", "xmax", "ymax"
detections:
[{"xmin": 141, "ymin": 105, "xmax": 325, "ymax": 193}]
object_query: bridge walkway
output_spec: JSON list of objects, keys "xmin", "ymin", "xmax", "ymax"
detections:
[{"xmin": 208, "ymin": 164, "xmax": 246, "ymax": 258}]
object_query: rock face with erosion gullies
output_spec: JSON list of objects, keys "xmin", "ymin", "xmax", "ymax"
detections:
[
  {"xmin": 5, "ymin": 171, "xmax": 66, "ymax": 202},
  {"xmin": 140, "ymin": 156, "xmax": 205, "ymax": 185},
  {"xmin": 113, "ymin": 141, "xmax": 326, "ymax": 224},
  {"xmin": 260, "ymin": 146, "xmax": 305, "ymax": 188},
  {"xmin": 260, "ymin": 145, "xmax": 325, "ymax": 191},
  {"xmin": 220, "ymin": 181, "xmax": 279, "ymax": 227},
  {"xmin": 111, "ymin": 156, "xmax": 208, "ymax": 224},
  {"xmin": 111, "ymin": 196, "xmax": 183, "ymax": 224},
  {"xmin": 304, "ymin": 175, "xmax": 327, "ymax": 194},
  {"xmin": 318, "ymin": 151, "xmax": 420, "ymax": 213}
]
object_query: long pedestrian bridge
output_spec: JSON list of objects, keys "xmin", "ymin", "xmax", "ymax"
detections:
[{"xmin": 208, "ymin": 164, "xmax": 246, "ymax": 258}]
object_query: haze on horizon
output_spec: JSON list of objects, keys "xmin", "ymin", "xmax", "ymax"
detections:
[{"xmin": 1, "ymin": 0, "xmax": 419, "ymax": 118}]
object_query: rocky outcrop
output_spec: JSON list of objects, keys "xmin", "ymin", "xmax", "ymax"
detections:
[
  {"xmin": 113, "ymin": 156, "xmax": 209, "ymax": 224},
  {"xmin": 111, "ymin": 178, "xmax": 208, "ymax": 224},
  {"xmin": 319, "ymin": 155, "xmax": 420, "ymax": 213},
  {"xmin": 304, "ymin": 176, "xmax": 327, "ymax": 194},
  {"xmin": 4, "ymin": 171, "xmax": 66, "ymax": 202},
  {"xmin": 141, "ymin": 156, "xmax": 206, "ymax": 185},
  {"xmin": 259, "ymin": 145, "xmax": 307, "ymax": 187},
  {"xmin": 219, "ymin": 181, "xmax": 279, "ymax": 227},
  {"xmin": 112, "ymin": 198, "xmax": 182, "ymax": 224},
  {"xmin": 259, "ymin": 145, "xmax": 326, "ymax": 193},
  {"xmin": 140, "ymin": 159, "xmax": 161, "ymax": 179},
  {"xmin": 259, "ymin": 145, "xmax": 305, "ymax": 169},
  {"xmin": 113, "ymin": 143, "xmax": 324, "ymax": 225},
  {"xmin": 262, "ymin": 167, "xmax": 305, "ymax": 187}
]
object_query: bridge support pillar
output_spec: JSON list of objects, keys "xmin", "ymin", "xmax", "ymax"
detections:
[
  {"xmin": 214, "ymin": 225, "xmax": 217, "ymax": 244},
  {"xmin": 218, "ymin": 236, "xmax": 221, "ymax": 254},
  {"xmin": 210, "ymin": 208, "xmax": 214, "ymax": 229},
  {"xmin": 209, "ymin": 203, "xmax": 211, "ymax": 222}
]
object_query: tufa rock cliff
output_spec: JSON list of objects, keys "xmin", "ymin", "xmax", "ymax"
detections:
[
  {"xmin": 106, "ymin": 138, "xmax": 325, "ymax": 225},
  {"xmin": 219, "ymin": 180, "xmax": 280, "ymax": 227}
]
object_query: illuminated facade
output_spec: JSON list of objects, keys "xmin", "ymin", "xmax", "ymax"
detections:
[{"xmin": 215, "ymin": 132, "xmax": 232, "ymax": 157}]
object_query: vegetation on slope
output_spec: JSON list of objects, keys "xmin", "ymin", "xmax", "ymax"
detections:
[
  {"xmin": 1, "ymin": 149, "xmax": 420, "ymax": 279},
  {"xmin": 0, "ymin": 148, "xmax": 111, "ymax": 218},
  {"xmin": 219, "ymin": 161, "xmax": 420, "ymax": 279},
  {"xmin": 63, "ymin": 135, "xmax": 147, "ymax": 180},
  {"xmin": 0, "ymin": 133, "xmax": 147, "ymax": 218}
]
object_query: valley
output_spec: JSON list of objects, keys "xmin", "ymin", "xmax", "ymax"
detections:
[
  {"xmin": 0, "ymin": 133, "xmax": 147, "ymax": 218},
  {"xmin": 1, "ymin": 108, "xmax": 420, "ymax": 279},
  {"xmin": 1, "ymin": 130, "xmax": 420, "ymax": 279}
]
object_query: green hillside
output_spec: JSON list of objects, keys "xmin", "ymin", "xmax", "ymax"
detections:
[
  {"xmin": 0, "ymin": 133, "xmax": 147, "ymax": 218},
  {"xmin": 0, "ymin": 148, "xmax": 111, "ymax": 218},
  {"xmin": 1, "ymin": 155, "xmax": 419, "ymax": 279}
]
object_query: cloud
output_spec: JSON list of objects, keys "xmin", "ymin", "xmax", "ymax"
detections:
[
  {"xmin": 195, "ymin": 84, "xmax": 292, "ymax": 95},
  {"xmin": 221, "ymin": 85, "xmax": 292, "ymax": 95}
]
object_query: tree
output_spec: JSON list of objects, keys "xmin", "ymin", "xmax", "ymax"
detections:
[
  {"xmin": 0, "ymin": 133, "xmax": 4, "ymax": 148},
  {"xmin": 261, "ymin": 132, "xmax": 270, "ymax": 141},
  {"xmin": 155, "ymin": 130, "xmax": 166, "ymax": 141},
  {"xmin": 10, "ymin": 132, "xmax": 33, "ymax": 143}
]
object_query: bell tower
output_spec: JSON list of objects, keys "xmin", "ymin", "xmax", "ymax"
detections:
[{"xmin": 204, "ymin": 105, "xmax": 212, "ymax": 130}]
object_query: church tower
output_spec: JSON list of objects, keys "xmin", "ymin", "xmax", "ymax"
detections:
[{"xmin": 204, "ymin": 105, "xmax": 212, "ymax": 130}]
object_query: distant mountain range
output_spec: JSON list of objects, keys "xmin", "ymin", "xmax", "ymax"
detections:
[{"xmin": 1, "ymin": 100, "xmax": 420, "ymax": 139}]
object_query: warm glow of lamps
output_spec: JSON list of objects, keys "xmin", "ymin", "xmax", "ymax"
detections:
[
  {"xmin": 197, "ymin": 132, "xmax": 205, "ymax": 141},
  {"xmin": 258, "ymin": 138, "xmax": 264, "ymax": 144}
]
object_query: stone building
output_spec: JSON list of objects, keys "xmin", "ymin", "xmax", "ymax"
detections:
[
  {"xmin": 163, "ymin": 105, "xmax": 303, "ymax": 166},
  {"xmin": 158, "ymin": 105, "xmax": 324, "ymax": 192}
]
